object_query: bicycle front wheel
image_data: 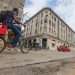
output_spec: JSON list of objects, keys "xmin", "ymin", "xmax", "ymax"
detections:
[
  {"xmin": 20, "ymin": 41, "xmax": 29, "ymax": 54},
  {"xmin": 0, "ymin": 37, "xmax": 6, "ymax": 53}
]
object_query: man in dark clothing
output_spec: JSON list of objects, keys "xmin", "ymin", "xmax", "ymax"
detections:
[{"xmin": 2, "ymin": 8, "xmax": 22, "ymax": 47}]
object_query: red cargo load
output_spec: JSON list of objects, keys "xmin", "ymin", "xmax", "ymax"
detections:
[{"xmin": 0, "ymin": 24, "xmax": 7, "ymax": 36}]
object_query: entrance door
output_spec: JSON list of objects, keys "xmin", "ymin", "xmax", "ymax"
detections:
[
  {"xmin": 28, "ymin": 40, "xmax": 32, "ymax": 48},
  {"xmin": 33, "ymin": 39, "xmax": 36, "ymax": 48},
  {"xmin": 42, "ymin": 38, "xmax": 47, "ymax": 48}
]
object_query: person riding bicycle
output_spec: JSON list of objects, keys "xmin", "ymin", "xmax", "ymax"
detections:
[{"xmin": 1, "ymin": 8, "xmax": 23, "ymax": 47}]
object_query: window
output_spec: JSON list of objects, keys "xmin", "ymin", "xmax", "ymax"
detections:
[
  {"xmin": 49, "ymin": 20, "xmax": 51, "ymax": 24},
  {"xmin": 36, "ymin": 20, "xmax": 38, "ymax": 25},
  {"xmin": 52, "ymin": 43, "xmax": 55, "ymax": 47},
  {"xmin": 40, "ymin": 26, "xmax": 42, "ymax": 33},
  {"xmin": 45, "ymin": 10, "xmax": 48, "ymax": 13},
  {"xmin": 27, "ymin": 26, "xmax": 28, "ymax": 32},
  {"xmin": 44, "ymin": 19, "xmax": 47, "ymax": 23},
  {"xmin": 35, "ymin": 22, "xmax": 38, "ymax": 34},
  {"xmin": 58, "ymin": 20, "xmax": 59, "ymax": 26},
  {"xmin": 53, "ymin": 24, "xmax": 55, "ymax": 32},
  {"xmin": 50, "ymin": 12, "xmax": 51, "ymax": 15},
  {"xmin": 44, "ymin": 14, "xmax": 48, "ymax": 23},
  {"xmin": 52, "ymin": 22, "xmax": 56, "ymax": 33},
  {"xmin": 52, "ymin": 22, "xmax": 53, "ymax": 32},
  {"xmin": 32, "ymin": 20, "xmax": 33, "ymax": 23},
  {"xmin": 52, "ymin": 16, "xmax": 53, "ymax": 20},
  {"xmin": 35, "ymin": 29, "xmax": 37, "ymax": 34},
  {"xmin": 31, "ymin": 25, "xmax": 32, "ymax": 32},
  {"xmin": 30, "ymin": 32, "xmax": 31, "ymax": 35},
  {"xmin": 41, "ymin": 13, "xmax": 43, "ymax": 17},
  {"xmin": 36, "ymin": 23, "xmax": 38, "ymax": 27},
  {"xmin": 54, "ymin": 17, "xmax": 56, "ymax": 21},
  {"xmin": 45, "ymin": 14, "xmax": 48, "ymax": 17},
  {"xmin": 41, "ymin": 20, "xmax": 43, "ymax": 24},
  {"xmin": 49, "ymin": 26, "xmax": 51, "ymax": 32},
  {"xmin": 49, "ymin": 20, "xmax": 51, "ymax": 32},
  {"xmin": 44, "ymin": 25, "xmax": 47, "ymax": 32},
  {"xmin": 52, "ymin": 40, "xmax": 55, "ymax": 41}
]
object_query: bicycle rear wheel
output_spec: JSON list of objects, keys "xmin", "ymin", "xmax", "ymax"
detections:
[{"xmin": 0, "ymin": 37, "xmax": 6, "ymax": 53}]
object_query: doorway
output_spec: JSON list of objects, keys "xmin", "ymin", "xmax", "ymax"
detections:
[{"xmin": 42, "ymin": 38, "xmax": 47, "ymax": 48}]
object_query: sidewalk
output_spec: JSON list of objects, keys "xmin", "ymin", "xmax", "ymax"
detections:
[{"xmin": 0, "ymin": 49, "xmax": 75, "ymax": 69}]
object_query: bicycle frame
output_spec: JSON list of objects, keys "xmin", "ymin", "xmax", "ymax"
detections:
[{"xmin": 0, "ymin": 24, "xmax": 28, "ymax": 53}]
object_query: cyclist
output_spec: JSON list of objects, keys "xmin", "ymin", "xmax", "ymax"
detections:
[{"xmin": 1, "ymin": 8, "xmax": 23, "ymax": 47}]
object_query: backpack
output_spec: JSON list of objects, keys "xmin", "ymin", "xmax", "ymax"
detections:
[
  {"xmin": 0, "ymin": 11, "xmax": 7, "ymax": 23},
  {"xmin": 0, "ymin": 12, "xmax": 4, "ymax": 23},
  {"xmin": 0, "ymin": 10, "xmax": 13, "ymax": 23}
]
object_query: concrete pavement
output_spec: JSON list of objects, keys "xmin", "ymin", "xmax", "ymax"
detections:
[{"xmin": 0, "ymin": 49, "xmax": 75, "ymax": 69}]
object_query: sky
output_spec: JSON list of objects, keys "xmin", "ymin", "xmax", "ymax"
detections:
[{"xmin": 23, "ymin": 0, "xmax": 75, "ymax": 31}]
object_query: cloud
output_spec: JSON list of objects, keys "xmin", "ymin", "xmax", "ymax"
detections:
[
  {"xmin": 24, "ymin": 0, "xmax": 75, "ymax": 31},
  {"xmin": 53, "ymin": 0, "xmax": 75, "ymax": 31},
  {"xmin": 23, "ymin": 0, "xmax": 49, "ymax": 18}
]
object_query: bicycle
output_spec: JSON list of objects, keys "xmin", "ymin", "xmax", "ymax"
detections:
[{"xmin": 0, "ymin": 23, "xmax": 29, "ymax": 53}]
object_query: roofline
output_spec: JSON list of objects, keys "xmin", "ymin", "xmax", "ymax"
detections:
[
  {"xmin": 24, "ymin": 7, "xmax": 75, "ymax": 33},
  {"xmin": 24, "ymin": 8, "xmax": 47, "ymax": 23}
]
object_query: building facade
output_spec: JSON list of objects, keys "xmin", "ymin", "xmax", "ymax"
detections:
[
  {"xmin": 0, "ymin": 0, "xmax": 25, "ymax": 17},
  {"xmin": 24, "ymin": 8, "xmax": 75, "ymax": 50}
]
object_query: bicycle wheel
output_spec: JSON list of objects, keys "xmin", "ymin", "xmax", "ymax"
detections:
[
  {"xmin": 0, "ymin": 37, "xmax": 6, "ymax": 53},
  {"xmin": 20, "ymin": 41, "xmax": 29, "ymax": 53}
]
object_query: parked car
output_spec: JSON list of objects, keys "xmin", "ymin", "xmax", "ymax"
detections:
[{"xmin": 57, "ymin": 45, "xmax": 70, "ymax": 52}]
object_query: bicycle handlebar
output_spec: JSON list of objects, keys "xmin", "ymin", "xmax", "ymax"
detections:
[{"xmin": 20, "ymin": 23, "xmax": 26, "ymax": 27}]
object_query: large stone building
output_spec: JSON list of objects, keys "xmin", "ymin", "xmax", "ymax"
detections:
[
  {"xmin": 0, "ymin": 0, "xmax": 25, "ymax": 17},
  {"xmin": 24, "ymin": 8, "xmax": 75, "ymax": 50}
]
